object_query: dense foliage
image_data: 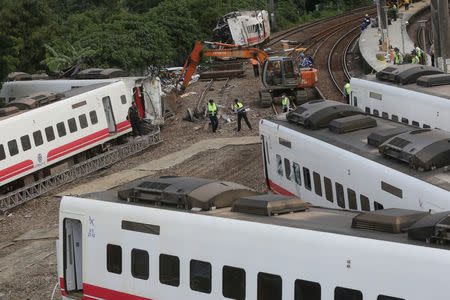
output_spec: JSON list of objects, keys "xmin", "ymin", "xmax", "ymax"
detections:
[{"xmin": 0, "ymin": 0, "xmax": 372, "ymax": 81}]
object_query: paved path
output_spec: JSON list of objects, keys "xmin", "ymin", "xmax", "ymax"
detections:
[{"xmin": 60, "ymin": 136, "xmax": 261, "ymax": 196}]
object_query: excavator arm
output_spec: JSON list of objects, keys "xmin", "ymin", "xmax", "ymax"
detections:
[{"xmin": 179, "ymin": 41, "xmax": 268, "ymax": 90}]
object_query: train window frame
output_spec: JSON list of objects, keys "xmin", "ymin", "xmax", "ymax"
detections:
[
  {"xmin": 391, "ymin": 114, "xmax": 399, "ymax": 122},
  {"xmin": 412, "ymin": 120, "xmax": 419, "ymax": 127},
  {"xmin": 57, "ymin": 122, "xmax": 67, "ymax": 137},
  {"xmin": 373, "ymin": 109, "xmax": 379, "ymax": 116},
  {"xmin": 33, "ymin": 130, "xmax": 43, "ymax": 147},
  {"xmin": 423, "ymin": 124, "xmax": 430, "ymax": 129},
  {"xmin": 335, "ymin": 286, "xmax": 362, "ymax": 300},
  {"xmin": 377, "ymin": 295, "xmax": 405, "ymax": 300},
  {"xmin": 365, "ymin": 107, "xmax": 370, "ymax": 114},
  {"xmin": 257, "ymin": 272, "xmax": 282, "ymax": 300},
  {"xmin": 401, "ymin": 117, "xmax": 409, "ymax": 124},
  {"xmin": 374, "ymin": 201, "xmax": 384, "ymax": 210},
  {"xmin": 360, "ymin": 194, "xmax": 370, "ymax": 211},
  {"xmin": 120, "ymin": 95, "xmax": 127, "ymax": 105},
  {"xmin": 284, "ymin": 158, "xmax": 292, "ymax": 180},
  {"xmin": 335, "ymin": 182, "xmax": 345, "ymax": 208},
  {"xmin": 190, "ymin": 259, "xmax": 212, "ymax": 294},
  {"xmin": 369, "ymin": 91, "xmax": 382, "ymax": 100},
  {"xmin": 295, "ymin": 279, "xmax": 321, "ymax": 300},
  {"xmin": 131, "ymin": 248, "xmax": 149, "ymax": 280},
  {"xmin": 347, "ymin": 188, "xmax": 357, "ymax": 210},
  {"xmin": 0, "ymin": 144, "xmax": 5, "ymax": 161},
  {"xmin": 265, "ymin": 141, "xmax": 270, "ymax": 164},
  {"xmin": 324, "ymin": 177, "xmax": 333, "ymax": 202},
  {"xmin": 381, "ymin": 181, "xmax": 403, "ymax": 198},
  {"xmin": 303, "ymin": 167, "xmax": 312, "ymax": 190},
  {"xmin": 45, "ymin": 126, "xmax": 55, "ymax": 142},
  {"xmin": 89, "ymin": 110, "xmax": 98, "ymax": 125},
  {"xmin": 122, "ymin": 220, "xmax": 160, "ymax": 235},
  {"xmin": 382, "ymin": 112, "xmax": 389, "ymax": 119},
  {"xmin": 293, "ymin": 162, "xmax": 301, "ymax": 186},
  {"xmin": 106, "ymin": 244, "xmax": 122, "ymax": 274},
  {"xmin": 8, "ymin": 140, "xmax": 19, "ymax": 156},
  {"xmin": 20, "ymin": 135, "xmax": 31, "ymax": 152},
  {"xmin": 276, "ymin": 154, "xmax": 283, "ymax": 176},
  {"xmin": 279, "ymin": 137, "xmax": 291, "ymax": 148},
  {"xmin": 79, "ymin": 114, "xmax": 88, "ymax": 129},
  {"xmin": 313, "ymin": 172, "xmax": 322, "ymax": 196},
  {"xmin": 222, "ymin": 265, "xmax": 246, "ymax": 300},
  {"xmin": 68, "ymin": 118, "xmax": 78, "ymax": 133},
  {"xmin": 159, "ymin": 254, "xmax": 180, "ymax": 287}
]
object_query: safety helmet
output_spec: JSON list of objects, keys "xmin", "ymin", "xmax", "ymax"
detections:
[
  {"xmin": 300, "ymin": 52, "xmax": 305, "ymax": 57},
  {"xmin": 365, "ymin": 14, "xmax": 368, "ymax": 17}
]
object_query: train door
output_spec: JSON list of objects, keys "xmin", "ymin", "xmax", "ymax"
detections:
[
  {"xmin": 102, "ymin": 96, "xmax": 117, "ymax": 133},
  {"xmin": 64, "ymin": 218, "xmax": 83, "ymax": 294},
  {"xmin": 261, "ymin": 135, "xmax": 271, "ymax": 191}
]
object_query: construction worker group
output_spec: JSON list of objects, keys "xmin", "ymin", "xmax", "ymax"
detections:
[{"xmin": 206, "ymin": 98, "xmax": 252, "ymax": 133}]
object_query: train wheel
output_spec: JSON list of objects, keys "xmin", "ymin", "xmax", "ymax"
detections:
[{"xmin": 259, "ymin": 90, "xmax": 272, "ymax": 108}]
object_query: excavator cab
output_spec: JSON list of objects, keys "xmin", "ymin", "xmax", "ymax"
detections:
[{"xmin": 262, "ymin": 57, "xmax": 300, "ymax": 90}]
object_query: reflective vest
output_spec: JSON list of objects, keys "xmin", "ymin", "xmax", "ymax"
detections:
[
  {"xmin": 394, "ymin": 52, "xmax": 400, "ymax": 64},
  {"xmin": 208, "ymin": 103, "xmax": 217, "ymax": 116},
  {"xmin": 405, "ymin": 0, "xmax": 409, "ymax": 3},
  {"xmin": 415, "ymin": 47, "xmax": 422, "ymax": 57},
  {"xmin": 282, "ymin": 96, "xmax": 289, "ymax": 107},
  {"xmin": 344, "ymin": 83, "xmax": 351, "ymax": 95},
  {"xmin": 251, "ymin": 58, "xmax": 258, "ymax": 66},
  {"xmin": 412, "ymin": 55, "xmax": 420, "ymax": 64},
  {"xmin": 234, "ymin": 102, "xmax": 245, "ymax": 113}
]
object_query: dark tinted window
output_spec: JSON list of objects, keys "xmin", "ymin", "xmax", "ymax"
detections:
[
  {"xmin": 131, "ymin": 248, "xmax": 149, "ymax": 280},
  {"xmin": 347, "ymin": 188, "xmax": 357, "ymax": 210},
  {"xmin": 365, "ymin": 107, "xmax": 370, "ymax": 114},
  {"xmin": 279, "ymin": 138, "xmax": 291, "ymax": 148},
  {"xmin": 360, "ymin": 195, "xmax": 370, "ymax": 211},
  {"xmin": 324, "ymin": 177, "xmax": 333, "ymax": 202},
  {"xmin": 79, "ymin": 114, "xmax": 88, "ymax": 129},
  {"xmin": 20, "ymin": 135, "xmax": 31, "ymax": 151},
  {"xmin": 90, "ymin": 110, "xmax": 98, "ymax": 125},
  {"xmin": 303, "ymin": 167, "xmax": 311, "ymax": 190},
  {"xmin": 8, "ymin": 140, "xmax": 18, "ymax": 156},
  {"xmin": 121, "ymin": 95, "xmax": 127, "ymax": 104},
  {"xmin": 412, "ymin": 120, "xmax": 419, "ymax": 127},
  {"xmin": 374, "ymin": 201, "xmax": 384, "ymax": 210},
  {"xmin": 45, "ymin": 126, "xmax": 55, "ymax": 142},
  {"xmin": 293, "ymin": 162, "xmax": 301, "ymax": 185},
  {"xmin": 336, "ymin": 182, "xmax": 345, "ymax": 208},
  {"xmin": 107, "ymin": 244, "xmax": 122, "ymax": 274},
  {"xmin": 0, "ymin": 145, "xmax": 5, "ymax": 161},
  {"xmin": 257, "ymin": 272, "xmax": 282, "ymax": 300},
  {"xmin": 378, "ymin": 296, "xmax": 404, "ymax": 300},
  {"xmin": 353, "ymin": 97, "xmax": 357, "ymax": 107},
  {"xmin": 295, "ymin": 279, "xmax": 321, "ymax": 300},
  {"xmin": 222, "ymin": 265, "xmax": 246, "ymax": 300},
  {"xmin": 57, "ymin": 122, "xmax": 66, "ymax": 137},
  {"xmin": 159, "ymin": 254, "xmax": 180, "ymax": 287},
  {"xmin": 68, "ymin": 118, "xmax": 77, "ymax": 133},
  {"xmin": 391, "ymin": 115, "xmax": 399, "ymax": 122},
  {"xmin": 335, "ymin": 287, "xmax": 362, "ymax": 300},
  {"xmin": 284, "ymin": 158, "xmax": 291, "ymax": 180},
  {"xmin": 276, "ymin": 155, "xmax": 283, "ymax": 176},
  {"xmin": 423, "ymin": 124, "xmax": 430, "ymax": 129},
  {"xmin": 33, "ymin": 131, "xmax": 43, "ymax": 146},
  {"xmin": 373, "ymin": 109, "xmax": 379, "ymax": 116},
  {"xmin": 381, "ymin": 181, "xmax": 403, "ymax": 198},
  {"xmin": 401, "ymin": 117, "xmax": 408, "ymax": 124},
  {"xmin": 313, "ymin": 172, "xmax": 322, "ymax": 196},
  {"xmin": 190, "ymin": 259, "xmax": 211, "ymax": 293}
]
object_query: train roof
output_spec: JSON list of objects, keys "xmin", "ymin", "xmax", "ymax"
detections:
[
  {"xmin": 264, "ymin": 100, "xmax": 450, "ymax": 192},
  {"xmin": 72, "ymin": 176, "xmax": 450, "ymax": 252}
]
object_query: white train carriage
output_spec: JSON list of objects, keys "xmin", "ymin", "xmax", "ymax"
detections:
[
  {"xmin": 57, "ymin": 176, "xmax": 450, "ymax": 300},
  {"xmin": 214, "ymin": 10, "xmax": 270, "ymax": 46},
  {"xmin": 0, "ymin": 77, "xmax": 162, "ymax": 191},
  {"xmin": 259, "ymin": 99, "xmax": 450, "ymax": 213},
  {"xmin": 350, "ymin": 64, "xmax": 450, "ymax": 132}
]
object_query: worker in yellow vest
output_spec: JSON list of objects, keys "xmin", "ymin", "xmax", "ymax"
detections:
[
  {"xmin": 207, "ymin": 99, "xmax": 219, "ymax": 133},
  {"xmin": 393, "ymin": 47, "xmax": 401, "ymax": 65},
  {"xmin": 234, "ymin": 99, "xmax": 252, "ymax": 132},
  {"xmin": 344, "ymin": 82, "xmax": 351, "ymax": 103},
  {"xmin": 404, "ymin": 0, "xmax": 409, "ymax": 10},
  {"xmin": 281, "ymin": 93, "xmax": 290, "ymax": 112}
]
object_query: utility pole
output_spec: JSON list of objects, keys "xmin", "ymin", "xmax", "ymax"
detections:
[
  {"xmin": 269, "ymin": 0, "xmax": 277, "ymax": 31},
  {"xmin": 383, "ymin": 6, "xmax": 390, "ymax": 51}
]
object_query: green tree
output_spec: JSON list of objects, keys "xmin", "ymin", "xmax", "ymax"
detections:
[
  {"xmin": 124, "ymin": 0, "xmax": 164, "ymax": 13},
  {"xmin": 41, "ymin": 42, "xmax": 97, "ymax": 73},
  {"xmin": 0, "ymin": 34, "xmax": 19, "ymax": 91}
]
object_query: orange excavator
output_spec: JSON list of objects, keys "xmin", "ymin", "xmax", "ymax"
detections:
[{"xmin": 179, "ymin": 41, "xmax": 318, "ymax": 107}]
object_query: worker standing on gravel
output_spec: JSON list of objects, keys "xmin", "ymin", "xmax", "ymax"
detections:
[
  {"xmin": 251, "ymin": 53, "xmax": 259, "ymax": 77},
  {"xmin": 207, "ymin": 99, "xmax": 219, "ymax": 133},
  {"xmin": 128, "ymin": 101, "xmax": 142, "ymax": 136},
  {"xmin": 281, "ymin": 93, "xmax": 290, "ymax": 113},
  {"xmin": 393, "ymin": 48, "xmax": 402, "ymax": 65},
  {"xmin": 234, "ymin": 99, "xmax": 252, "ymax": 132},
  {"xmin": 344, "ymin": 82, "xmax": 351, "ymax": 103},
  {"xmin": 404, "ymin": 0, "xmax": 409, "ymax": 10}
]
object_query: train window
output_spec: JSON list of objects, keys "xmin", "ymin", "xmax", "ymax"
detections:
[
  {"xmin": 107, "ymin": 244, "xmax": 122, "ymax": 274},
  {"xmin": 303, "ymin": 167, "xmax": 311, "ymax": 190},
  {"xmin": 257, "ymin": 272, "xmax": 282, "ymax": 300},
  {"xmin": 20, "ymin": 135, "xmax": 31, "ymax": 152},
  {"xmin": 313, "ymin": 172, "xmax": 322, "ymax": 196},
  {"xmin": 57, "ymin": 122, "xmax": 67, "ymax": 137},
  {"xmin": 324, "ymin": 177, "xmax": 333, "ymax": 202},
  {"xmin": 122, "ymin": 220, "xmax": 160, "ymax": 235},
  {"xmin": 276, "ymin": 155, "xmax": 283, "ymax": 176},
  {"xmin": 412, "ymin": 120, "xmax": 419, "ymax": 127},
  {"xmin": 190, "ymin": 259, "xmax": 211, "ymax": 294},
  {"xmin": 374, "ymin": 201, "xmax": 384, "ymax": 210},
  {"xmin": 284, "ymin": 158, "xmax": 292, "ymax": 180},
  {"xmin": 401, "ymin": 117, "xmax": 408, "ymax": 124},
  {"xmin": 279, "ymin": 137, "xmax": 291, "ymax": 148},
  {"xmin": 0, "ymin": 145, "xmax": 5, "ymax": 161},
  {"xmin": 365, "ymin": 107, "xmax": 370, "ymax": 114},
  {"xmin": 293, "ymin": 162, "xmax": 301, "ymax": 185},
  {"xmin": 369, "ymin": 91, "xmax": 382, "ymax": 100},
  {"xmin": 295, "ymin": 279, "xmax": 321, "ymax": 300},
  {"xmin": 391, "ymin": 115, "xmax": 399, "ymax": 122},
  {"xmin": 159, "ymin": 254, "xmax": 180, "ymax": 287},
  {"xmin": 45, "ymin": 126, "xmax": 55, "ymax": 142},
  {"xmin": 33, "ymin": 131, "xmax": 43, "ymax": 147},
  {"xmin": 373, "ymin": 109, "xmax": 379, "ymax": 116},
  {"xmin": 131, "ymin": 248, "xmax": 149, "ymax": 280},
  {"xmin": 120, "ymin": 95, "xmax": 127, "ymax": 105},
  {"xmin": 377, "ymin": 295, "xmax": 404, "ymax": 300},
  {"xmin": 90, "ymin": 110, "xmax": 98, "ymax": 125},
  {"xmin": 353, "ymin": 97, "xmax": 357, "ymax": 107},
  {"xmin": 423, "ymin": 124, "xmax": 430, "ymax": 129},
  {"xmin": 8, "ymin": 140, "xmax": 18, "ymax": 156},
  {"xmin": 222, "ymin": 265, "xmax": 246, "ymax": 300},
  {"xmin": 335, "ymin": 182, "xmax": 345, "ymax": 208},
  {"xmin": 335, "ymin": 286, "xmax": 362, "ymax": 300},
  {"xmin": 382, "ymin": 112, "xmax": 388, "ymax": 119},
  {"xmin": 79, "ymin": 114, "xmax": 88, "ymax": 129},
  {"xmin": 360, "ymin": 195, "xmax": 370, "ymax": 211},
  {"xmin": 381, "ymin": 181, "xmax": 403, "ymax": 198},
  {"xmin": 347, "ymin": 188, "xmax": 357, "ymax": 210},
  {"xmin": 68, "ymin": 118, "xmax": 78, "ymax": 133}
]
